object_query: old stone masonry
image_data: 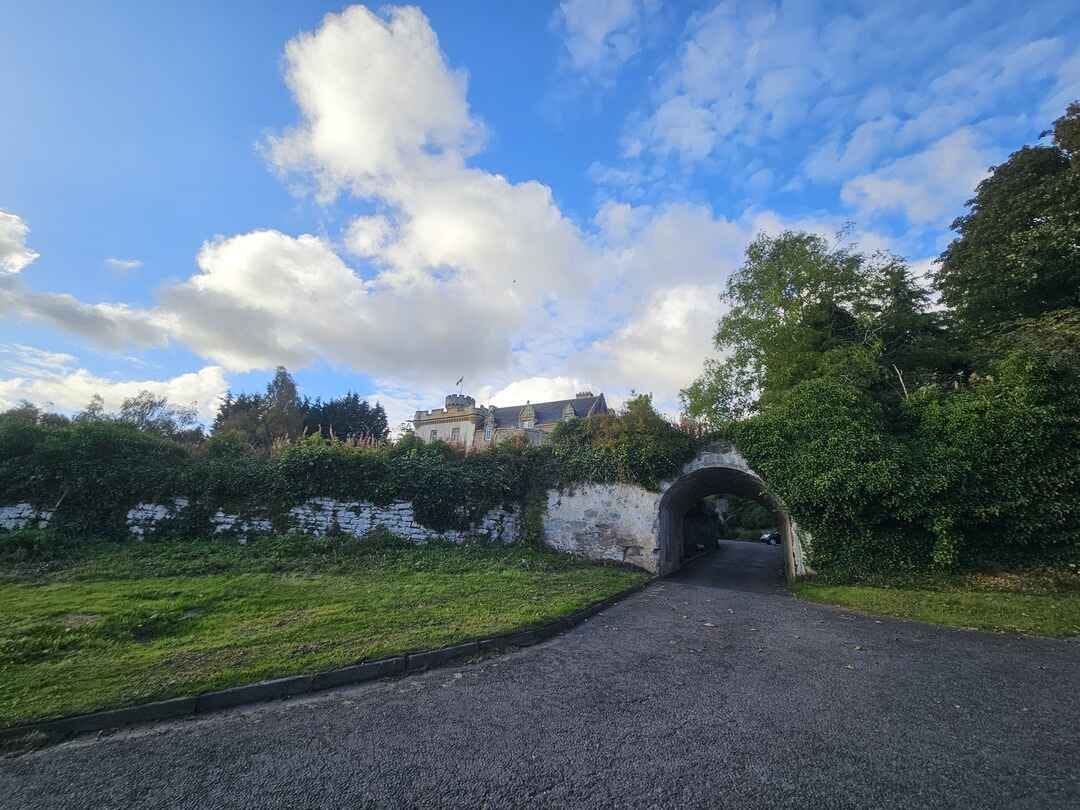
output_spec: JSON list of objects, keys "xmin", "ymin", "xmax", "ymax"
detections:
[
  {"xmin": 1, "ymin": 447, "xmax": 807, "ymax": 579},
  {"xmin": 0, "ymin": 503, "xmax": 54, "ymax": 532},
  {"xmin": 3, "ymin": 497, "xmax": 518, "ymax": 546},
  {"xmin": 539, "ymin": 446, "xmax": 811, "ymax": 579},
  {"xmin": 286, "ymin": 498, "xmax": 518, "ymax": 544}
]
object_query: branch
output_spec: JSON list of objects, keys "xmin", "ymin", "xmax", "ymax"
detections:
[{"xmin": 892, "ymin": 364, "xmax": 910, "ymax": 400}]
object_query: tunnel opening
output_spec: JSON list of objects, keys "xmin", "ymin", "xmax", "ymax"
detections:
[{"xmin": 657, "ymin": 465, "xmax": 795, "ymax": 581}]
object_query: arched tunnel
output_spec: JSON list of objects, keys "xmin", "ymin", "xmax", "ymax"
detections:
[{"xmin": 657, "ymin": 465, "xmax": 796, "ymax": 581}]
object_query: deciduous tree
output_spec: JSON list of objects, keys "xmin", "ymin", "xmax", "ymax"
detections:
[{"xmin": 935, "ymin": 102, "xmax": 1080, "ymax": 332}]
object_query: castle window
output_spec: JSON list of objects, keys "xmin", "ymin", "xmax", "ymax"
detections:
[
  {"xmin": 484, "ymin": 424, "xmax": 493, "ymax": 441},
  {"xmin": 450, "ymin": 427, "xmax": 460, "ymax": 443},
  {"xmin": 429, "ymin": 429, "xmax": 438, "ymax": 441}
]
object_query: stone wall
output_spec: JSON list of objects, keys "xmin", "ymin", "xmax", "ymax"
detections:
[
  {"xmin": 0, "ymin": 503, "xmax": 54, "ymax": 532},
  {"xmin": 542, "ymin": 484, "xmax": 663, "ymax": 572},
  {"xmin": 539, "ymin": 448, "xmax": 812, "ymax": 580},
  {"xmin": 127, "ymin": 498, "xmax": 190, "ymax": 539},
  {"xmin": 211, "ymin": 510, "xmax": 274, "ymax": 540},
  {"xmin": 1, "ymin": 445, "xmax": 809, "ymax": 578},
  {"xmin": 0, "ymin": 497, "xmax": 518, "ymax": 546},
  {"xmin": 283, "ymin": 498, "xmax": 518, "ymax": 545},
  {"xmin": 790, "ymin": 524, "xmax": 811, "ymax": 577}
]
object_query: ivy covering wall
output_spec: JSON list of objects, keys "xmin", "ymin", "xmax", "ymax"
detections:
[{"xmin": 0, "ymin": 395, "xmax": 701, "ymax": 542}]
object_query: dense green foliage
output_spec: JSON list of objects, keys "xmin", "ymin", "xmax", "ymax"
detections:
[
  {"xmin": 687, "ymin": 102, "xmax": 1080, "ymax": 579},
  {"xmin": 726, "ymin": 289, "xmax": 1080, "ymax": 578},
  {"xmin": 549, "ymin": 394, "xmax": 697, "ymax": 489},
  {"xmin": 0, "ymin": 530, "xmax": 646, "ymax": 726},
  {"xmin": 213, "ymin": 366, "xmax": 389, "ymax": 452},
  {"xmin": 682, "ymin": 232, "xmax": 965, "ymax": 429},
  {"xmin": 0, "ymin": 420, "xmax": 536, "ymax": 536},
  {"xmin": 935, "ymin": 102, "xmax": 1080, "ymax": 333},
  {"xmin": 0, "ymin": 392, "xmax": 696, "ymax": 542},
  {"xmin": 719, "ymin": 496, "xmax": 775, "ymax": 533},
  {"xmin": 0, "ymin": 420, "xmax": 192, "ymax": 536}
]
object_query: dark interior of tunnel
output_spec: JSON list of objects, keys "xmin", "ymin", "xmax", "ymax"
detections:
[
  {"xmin": 658, "ymin": 466, "xmax": 789, "ymax": 576},
  {"xmin": 682, "ymin": 502, "xmax": 723, "ymax": 557}
]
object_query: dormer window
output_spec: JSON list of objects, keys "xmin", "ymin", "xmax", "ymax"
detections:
[{"xmin": 519, "ymin": 402, "xmax": 536, "ymax": 429}]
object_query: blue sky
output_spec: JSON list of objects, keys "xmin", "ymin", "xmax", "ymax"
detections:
[{"xmin": 2, "ymin": 1, "xmax": 1078, "ymax": 430}]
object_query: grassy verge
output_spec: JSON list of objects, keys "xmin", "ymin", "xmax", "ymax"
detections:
[
  {"xmin": 793, "ymin": 565, "xmax": 1080, "ymax": 637},
  {"xmin": 0, "ymin": 531, "xmax": 647, "ymax": 727}
]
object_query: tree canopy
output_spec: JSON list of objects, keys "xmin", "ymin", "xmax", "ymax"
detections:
[
  {"xmin": 935, "ymin": 102, "xmax": 1080, "ymax": 333},
  {"xmin": 682, "ymin": 231, "xmax": 960, "ymax": 428},
  {"xmin": 211, "ymin": 367, "xmax": 389, "ymax": 453},
  {"xmin": 684, "ymin": 101, "xmax": 1080, "ymax": 576}
]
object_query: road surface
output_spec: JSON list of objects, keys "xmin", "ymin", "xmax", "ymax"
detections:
[{"xmin": 3, "ymin": 540, "xmax": 1078, "ymax": 809}]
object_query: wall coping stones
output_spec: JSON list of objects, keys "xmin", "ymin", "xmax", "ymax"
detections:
[{"xmin": 0, "ymin": 578, "xmax": 652, "ymax": 750}]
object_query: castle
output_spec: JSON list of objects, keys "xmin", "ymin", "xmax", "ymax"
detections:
[{"xmin": 412, "ymin": 391, "xmax": 608, "ymax": 451}]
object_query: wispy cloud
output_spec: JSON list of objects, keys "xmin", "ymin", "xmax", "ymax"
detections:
[
  {"xmin": 0, "ymin": 345, "xmax": 228, "ymax": 421},
  {"xmin": 552, "ymin": 0, "xmax": 660, "ymax": 86},
  {"xmin": 616, "ymin": 0, "xmax": 1077, "ymax": 219},
  {"xmin": 105, "ymin": 257, "xmax": 143, "ymax": 271},
  {"xmin": 841, "ymin": 129, "xmax": 997, "ymax": 226},
  {"xmin": 0, "ymin": 343, "xmax": 78, "ymax": 376}
]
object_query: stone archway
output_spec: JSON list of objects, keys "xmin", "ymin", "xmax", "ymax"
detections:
[
  {"xmin": 541, "ymin": 444, "xmax": 810, "ymax": 580},
  {"xmin": 656, "ymin": 445, "xmax": 807, "ymax": 582}
]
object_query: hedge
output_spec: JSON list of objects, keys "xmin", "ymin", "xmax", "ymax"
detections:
[{"xmin": 0, "ymin": 403, "xmax": 701, "ymax": 542}]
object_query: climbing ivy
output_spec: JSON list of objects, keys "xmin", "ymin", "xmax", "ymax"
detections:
[
  {"xmin": 733, "ymin": 340, "xmax": 1080, "ymax": 578},
  {"xmin": 548, "ymin": 394, "xmax": 698, "ymax": 490},
  {"xmin": 0, "ymin": 395, "xmax": 699, "ymax": 542}
]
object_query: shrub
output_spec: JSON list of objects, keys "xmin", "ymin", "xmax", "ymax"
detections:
[
  {"xmin": 734, "ymin": 366, "xmax": 923, "ymax": 578},
  {"xmin": 550, "ymin": 394, "xmax": 697, "ymax": 490},
  {"xmin": 735, "ymin": 338, "xmax": 1080, "ymax": 578},
  {"xmin": 902, "ymin": 345, "xmax": 1080, "ymax": 567},
  {"xmin": 0, "ymin": 420, "xmax": 191, "ymax": 536}
]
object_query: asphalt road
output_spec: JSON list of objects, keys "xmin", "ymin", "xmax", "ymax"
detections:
[{"xmin": 3, "ymin": 540, "xmax": 1078, "ymax": 809}]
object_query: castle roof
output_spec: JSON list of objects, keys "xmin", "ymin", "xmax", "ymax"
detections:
[{"xmin": 489, "ymin": 393, "xmax": 607, "ymax": 427}]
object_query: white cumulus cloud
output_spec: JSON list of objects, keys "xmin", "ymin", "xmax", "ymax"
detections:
[
  {"xmin": 0, "ymin": 211, "xmax": 40, "ymax": 274},
  {"xmin": 0, "ymin": 344, "xmax": 228, "ymax": 421},
  {"xmin": 266, "ymin": 4, "xmax": 484, "ymax": 200},
  {"xmin": 0, "ymin": 4, "xmax": 918, "ymax": 422}
]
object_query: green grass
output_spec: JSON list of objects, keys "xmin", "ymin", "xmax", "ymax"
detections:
[
  {"xmin": 0, "ymin": 531, "xmax": 647, "ymax": 727},
  {"xmin": 793, "ymin": 566, "xmax": 1080, "ymax": 637}
]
